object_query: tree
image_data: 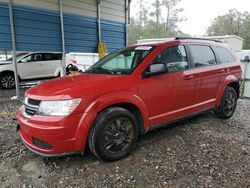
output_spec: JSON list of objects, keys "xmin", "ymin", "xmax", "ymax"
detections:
[
  {"xmin": 128, "ymin": 0, "xmax": 185, "ymax": 45},
  {"xmin": 149, "ymin": 0, "xmax": 162, "ymax": 29},
  {"xmin": 138, "ymin": 0, "xmax": 149, "ymax": 27},
  {"xmin": 207, "ymin": 9, "xmax": 250, "ymax": 49},
  {"xmin": 162, "ymin": 0, "xmax": 184, "ymax": 31},
  {"xmin": 128, "ymin": 18, "xmax": 143, "ymax": 45}
]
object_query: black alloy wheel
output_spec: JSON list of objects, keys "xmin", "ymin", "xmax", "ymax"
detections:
[
  {"xmin": 88, "ymin": 107, "xmax": 138, "ymax": 162},
  {"xmin": 103, "ymin": 118, "xmax": 135, "ymax": 154},
  {"xmin": 215, "ymin": 86, "xmax": 237, "ymax": 119}
]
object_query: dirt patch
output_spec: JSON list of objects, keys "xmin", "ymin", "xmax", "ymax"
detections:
[{"xmin": 0, "ymin": 92, "xmax": 249, "ymax": 187}]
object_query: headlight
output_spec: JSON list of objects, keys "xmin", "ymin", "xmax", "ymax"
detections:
[{"xmin": 37, "ymin": 98, "xmax": 81, "ymax": 116}]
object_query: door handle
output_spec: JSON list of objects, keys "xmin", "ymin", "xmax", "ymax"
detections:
[
  {"xmin": 182, "ymin": 74, "xmax": 194, "ymax": 80},
  {"xmin": 218, "ymin": 69, "xmax": 225, "ymax": 73}
]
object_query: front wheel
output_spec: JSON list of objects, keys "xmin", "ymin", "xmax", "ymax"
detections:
[
  {"xmin": 215, "ymin": 86, "xmax": 237, "ymax": 119},
  {"xmin": 0, "ymin": 72, "xmax": 15, "ymax": 89},
  {"xmin": 88, "ymin": 107, "xmax": 138, "ymax": 162}
]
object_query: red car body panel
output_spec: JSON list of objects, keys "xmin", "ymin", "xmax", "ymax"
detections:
[{"xmin": 17, "ymin": 39, "xmax": 242, "ymax": 156}]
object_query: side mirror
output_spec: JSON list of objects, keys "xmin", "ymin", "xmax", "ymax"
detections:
[{"xmin": 143, "ymin": 63, "xmax": 168, "ymax": 78}]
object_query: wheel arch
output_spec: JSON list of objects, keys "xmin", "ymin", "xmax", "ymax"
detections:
[
  {"xmin": 216, "ymin": 75, "xmax": 240, "ymax": 105},
  {"xmin": 0, "ymin": 70, "xmax": 14, "ymax": 76},
  {"xmin": 74, "ymin": 92, "xmax": 150, "ymax": 153},
  {"xmin": 99, "ymin": 102, "xmax": 145, "ymax": 135},
  {"xmin": 227, "ymin": 81, "xmax": 240, "ymax": 99},
  {"xmin": 0, "ymin": 70, "xmax": 21, "ymax": 80},
  {"xmin": 54, "ymin": 66, "xmax": 63, "ymax": 77}
]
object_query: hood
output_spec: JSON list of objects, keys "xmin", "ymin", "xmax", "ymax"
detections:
[{"xmin": 26, "ymin": 73, "xmax": 128, "ymax": 100}]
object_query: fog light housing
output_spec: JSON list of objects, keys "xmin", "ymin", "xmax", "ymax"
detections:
[{"xmin": 32, "ymin": 137, "xmax": 53, "ymax": 150}]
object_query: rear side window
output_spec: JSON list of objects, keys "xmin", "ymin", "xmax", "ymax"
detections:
[
  {"xmin": 213, "ymin": 46, "xmax": 235, "ymax": 64},
  {"xmin": 43, "ymin": 53, "xmax": 61, "ymax": 61},
  {"xmin": 189, "ymin": 45, "xmax": 216, "ymax": 67},
  {"xmin": 44, "ymin": 53, "xmax": 53, "ymax": 61},
  {"xmin": 55, "ymin": 53, "xmax": 62, "ymax": 60}
]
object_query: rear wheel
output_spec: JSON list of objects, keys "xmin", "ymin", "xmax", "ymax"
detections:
[
  {"xmin": 0, "ymin": 72, "xmax": 15, "ymax": 89},
  {"xmin": 88, "ymin": 107, "xmax": 138, "ymax": 162},
  {"xmin": 215, "ymin": 86, "xmax": 237, "ymax": 119}
]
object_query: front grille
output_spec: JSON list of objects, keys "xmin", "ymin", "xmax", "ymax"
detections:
[
  {"xmin": 28, "ymin": 98, "xmax": 41, "ymax": 106},
  {"xmin": 23, "ymin": 98, "xmax": 41, "ymax": 117}
]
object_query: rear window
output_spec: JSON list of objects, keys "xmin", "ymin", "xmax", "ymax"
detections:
[
  {"xmin": 213, "ymin": 46, "xmax": 235, "ymax": 64},
  {"xmin": 189, "ymin": 45, "xmax": 216, "ymax": 67}
]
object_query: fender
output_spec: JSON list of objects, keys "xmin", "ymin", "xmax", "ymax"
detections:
[
  {"xmin": 215, "ymin": 74, "xmax": 239, "ymax": 106},
  {"xmin": 73, "ymin": 90, "xmax": 150, "ymax": 152},
  {"xmin": 54, "ymin": 66, "xmax": 63, "ymax": 77}
]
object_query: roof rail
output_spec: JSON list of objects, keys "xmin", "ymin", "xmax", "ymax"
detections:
[{"xmin": 175, "ymin": 37, "xmax": 223, "ymax": 43}]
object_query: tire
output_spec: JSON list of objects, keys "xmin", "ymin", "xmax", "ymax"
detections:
[
  {"xmin": 88, "ymin": 107, "xmax": 139, "ymax": 162},
  {"xmin": 0, "ymin": 72, "xmax": 15, "ymax": 89},
  {"xmin": 215, "ymin": 86, "xmax": 237, "ymax": 119}
]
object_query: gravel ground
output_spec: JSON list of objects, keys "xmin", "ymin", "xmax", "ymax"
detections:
[{"xmin": 0, "ymin": 90, "xmax": 249, "ymax": 188}]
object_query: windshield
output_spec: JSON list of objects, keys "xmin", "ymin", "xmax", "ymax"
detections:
[
  {"xmin": 86, "ymin": 46, "xmax": 154, "ymax": 75},
  {"xmin": 7, "ymin": 53, "xmax": 28, "ymax": 61}
]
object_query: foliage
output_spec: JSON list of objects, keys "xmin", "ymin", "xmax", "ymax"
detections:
[
  {"xmin": 128, "ymin": 0, "xmax": 185, "ymax": 45},
  {"xmin": 207, "ymin": 9, "xmax": 250, "ymax": 49},
  {"xmin": 162, "ymin": 0, "xmax": 185, "ymax": 31}
]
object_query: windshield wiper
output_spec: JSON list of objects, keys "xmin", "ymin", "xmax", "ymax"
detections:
[{"xmin": 86, "ymin": 67, "xmax": 114, "ymax": 74}]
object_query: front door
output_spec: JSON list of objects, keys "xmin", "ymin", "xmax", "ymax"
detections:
[
  {"xmin": 138, "ymin": 45, "xmax": 199, "ymax": 126},
  {"xmin": 18, "ymin": 53, "xmax": 45, "ymax": 79}
]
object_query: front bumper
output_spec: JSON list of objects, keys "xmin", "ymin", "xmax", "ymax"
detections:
[
  {"xmin": 21, "ymin": 138, "xmax": 77, "ymax": 157},
  {"xmin": 17, "ymin": 110, "xmax": 84, "ymax": 155}
]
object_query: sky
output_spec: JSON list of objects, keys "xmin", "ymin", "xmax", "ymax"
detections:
[{"xmin": 130, "ymin": 0, "xmax": 250, "ymax": 36}]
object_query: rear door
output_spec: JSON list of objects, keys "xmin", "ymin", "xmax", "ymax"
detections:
[
  {"xmin": 41, "ymin": 53, "xmax": 61, "ymax": 77},
  {"xmin": 212, "ymin": 46, "xmax": 238, "ymax": 80},
  {"xmin": 188, "ymin": 44, "xmax": 224, "ymax": 110}
]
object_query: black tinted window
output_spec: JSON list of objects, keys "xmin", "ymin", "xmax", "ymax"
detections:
[
  {"xmin": 32, "ymin": 54, "xmax": 43, "ymax": 61},
  {"xmin": 152, "ymin": 45, "xmax": 189, "ymax": 73},
  {"xmin": 43, "ymin": 53, "xmax": 61, "ymax": 61},
  {"xmin": 214, "ymin": 46, "xmax": 235, "ymax": 63},
  {"xmin": 189, "ymin": 45, "xmax": 216, "ymax": 67},
  {"xmin": 44, "ymin": 53, "xmax": 53, "ymax": 60},
  {"xmin": 55, "ymin": 53, "xmax": 62, "ymax": 60}
]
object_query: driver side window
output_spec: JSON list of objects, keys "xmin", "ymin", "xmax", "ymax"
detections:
[
  {"xmin": 33, "ymin": 54, "xmax": 43, "ymax": 62},
  {"xmin": 152, "ymin": 45, "xmax": 189, "ymax": 73},
  {"xmin": 20, "ymin": 55, "xmax": 32, "ymax": 63}
]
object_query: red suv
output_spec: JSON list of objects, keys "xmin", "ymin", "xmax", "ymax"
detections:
[{"xmin": 17, "ymin": 38, "xmax": 242, "ymax": 161}]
